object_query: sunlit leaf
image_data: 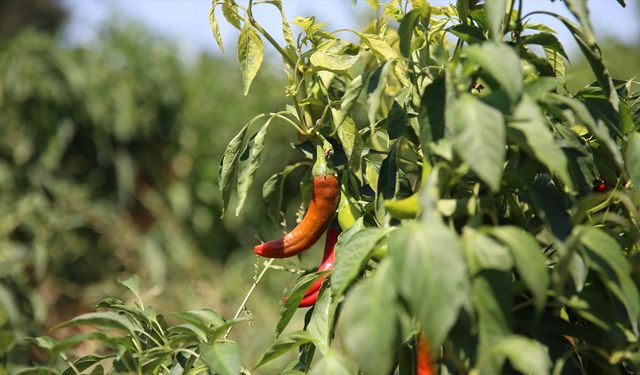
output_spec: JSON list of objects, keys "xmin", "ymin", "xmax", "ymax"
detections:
[
  {"xmin": 237, "ymin": 24, "xmax": 264, "ymax": 95},
  {"xmin": 331, "ymin": 227, "xmax": 391, "ymax": 298},
  {"xmin": 255, "ymin": 331, "xmax": 316, "ymax": 368},
  {"xmin": 449, "ymin": 94, "xmax": 505, "ymax": 192},
  {"xmin": 466, "ymin": 42, "xmax": 523, "ymax": 104},
  {"xmin": 200, "ymin": 340, "xmax": 243, "ymax": 375}
]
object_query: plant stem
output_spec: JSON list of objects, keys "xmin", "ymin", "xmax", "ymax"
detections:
[{"xmin": 223, "ymin": 258, "xmax": 275, "ymax": 339}]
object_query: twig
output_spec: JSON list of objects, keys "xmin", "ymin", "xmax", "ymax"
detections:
[{"xmin": 224, "ymin": 258, "xmax": 275, "ymax": 339}]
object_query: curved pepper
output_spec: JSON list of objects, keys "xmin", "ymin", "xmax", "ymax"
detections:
[
  {"xmin": 297, "ymin": 227, "xmax": 339, "ymax": 307},
  {"xmin": 255, "ymin": 146, "xmax": 339, "ymax": 258}
]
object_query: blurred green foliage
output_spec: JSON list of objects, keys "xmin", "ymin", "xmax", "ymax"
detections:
[{"xmin": 0, "ymin": 21, "xmax": 302, "ymax": 369}]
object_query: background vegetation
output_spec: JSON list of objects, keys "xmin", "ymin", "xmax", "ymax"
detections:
[{"xmin": 1, "ymin": 0, "xmax": 639, "ymax": 374}]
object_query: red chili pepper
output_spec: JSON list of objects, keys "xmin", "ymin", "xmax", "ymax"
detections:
[
  {"xmin": 417, "ymin": 333, "xmax": 435, "ymax": 375},
  {"xmin": 593, "ymin": 180, "xmax": 607, "ymax": 192},
  {"xmin": 280, "ymin": 228, "xmax": 339, "ymax": 308},
  {"xmin": 254, "ymin": 174, "xmax": 340, "ymax": 258},
  {"xmin": 297, "ymin": 227, "xmax": 339, "ymax": 307}
]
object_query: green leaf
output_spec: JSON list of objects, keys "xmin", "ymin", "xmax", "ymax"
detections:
[
  {"xmin": 338, "ymin": 260, "xmax": 397, "ymax": 375},
  {"xmin": 544, "ymin": 47, "xmax": 566, "ymax": 79},
  {"xmin": 484, "ymin": 0, "xmax": 506, "ymax": 41},
  {"xmin": 389, "ymin": 220, "xmax": 468, "ymax": 349},
  {"xmin": 449, "ymin": 24, "xmax": 485, "ymax": 44},
  {"xmin": 310, "ymin": 40, "xmax": 360, "ymax": 71},
  {"xmin": 237, "ymin": 24, "xmax": 264, "ymax": 95},
  {"xmin": 377, "ymin": 142, "xmax": 398, "ymax": 199},
  {"xmin": 332, "ymin": 110, "xmax": 364, "ymax": 172},
  {"xmin": 472, "ymin": 270, "xmax": 512, "ymax": 374},
  {"xmin": 418, "ymin": 74, "xmax": 446, "ymax": 145},
  {"xmin": 625, "ymin": 132, "xmax": 640, "ymax": 190},
  {"xmin": 508, "ymin": 95, "xmax": 573, "ymax": 190},
  {"xmin": 25, "ymin": 336, "xmax": 57, "ymax": 350},
  {"xmin": 331, "ymin": 227, "xmax": 391, "ymax": 298},
  {"xmin": 208, "ymin": 3, "xmax": 225, "ymax": 53},
  {"xmin": 578, "ymin": 226, "xmax": 640, "ymax": 320},
  {"xmin": 262, "ymin": 162, "xmax": 306, "ymax": 224},
  {"xmin": 62, "ymin": 356, "xmax": 112, "ymax": 375},
  {"xmin": 466, "ymin": 42, "xmax": 523, "ymax": 104},
  {"xmin": 218, "ymin": 122, "xmax": 250, "ymax": 217},
  {"xmin": 384, "ymin": 101, "xmax": 407, "ymax": 139},
  {"xmin": 255, "ymin": 331, "xmax": 316, "ymax": 369},
  {"xmin": 306, "ymin": 287, "xmax": 334, "ymax": 355},
  {"xmin": 479, "ymin": 336, "xmax": 551, "ymax": 375},
  {"xmin": 490, "ymin": 226, "xmax": 549, "ymax": 312},
  {"xmin": 0, "ymin": 330, "xmax": 15, "ymax": 354},
  {"xmin": 563, "ymin": 0, "xmax": 595, "ymax": 45},
  {"xmin": 449, "ymin": 94, "xmax": 505, "ymax": 192},
  {"xmin": 236, "ymin": 117, "xmax": 273, "ymax": 215},
  {"xmin": 309, "ymin": 350, "xmax": 358, "ymax": 375},
  {"xmin": 277, "ymin": 272, "xmax": 328, "ymax": 336},
  {"xmin": 544, "ymin": 13, "xmax": 618, "ymax": 108},
  {"xmin": 548, "ymin": 94, "xmax": 623, "ymax": 167},
  {"xmin": 172, "ymin": 309, "xmax": 225, "ymax": 334},
  {"xmin": 200, "ymin": 340, "xmax": 243, "ymax": 375},
  {"xmin": 55, "ymin": 312, "xmax": 137, "ymax": 335},
  {"xmin": 118, "ymin": 274, "xmax": 141, "ymax": 303},
  {"xmin": 462, "ymin": 229, "xmax": 513, "ymax": 273},
  {"xmin": 522, "ymin": 33, "xmax": 569, "ymax": 60},
  {"xmin": 398, "ymin": 9, "xmax": 423, "ymax": 58},
  {"xmin": 339, "ymin": 75, "xmax": 364, "ymax": 116},
  {"xmin": 367, "ymin": 61, "xmax": 394, "ymax": 126}
]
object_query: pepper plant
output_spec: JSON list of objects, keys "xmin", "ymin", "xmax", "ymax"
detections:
[{"xmin": 25, "ymin": 0, "xmax": 640, "ymax": 374}]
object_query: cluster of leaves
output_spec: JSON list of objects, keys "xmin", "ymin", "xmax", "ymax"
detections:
[
  {"xmin": 25, "ymin": 275, "xmax": 248, "ymax": 375},
  {"xmin": 212, "ymin": 0, "xmax": 640, "ymax": 373},
  {"xmin": 0, "ymin": 21, "xmax": 288, "ymax": 372}
]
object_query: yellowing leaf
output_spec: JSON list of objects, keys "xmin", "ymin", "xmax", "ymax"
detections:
[{"xmin": 237, "ymin": 24, "xmax": 264, "ymax": 95}]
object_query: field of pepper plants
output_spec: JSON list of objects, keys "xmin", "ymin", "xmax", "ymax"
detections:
[{"xmin": 3, "ymin": 0, "xmax": 640, "ymax": 374}]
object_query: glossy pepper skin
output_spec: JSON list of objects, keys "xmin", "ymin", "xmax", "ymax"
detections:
[
  {"xmin": 254, "ymin": 174, "xmax": 340, "ymax": 258},
  {"xmin": 298, "ymin": 228, "xmax": 339, "ymax": 307},
  {"xmin": 417, "ymin": 333, "xmax": 435, "ymax": 375}
]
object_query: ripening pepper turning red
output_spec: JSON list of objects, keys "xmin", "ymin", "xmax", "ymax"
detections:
[{"xmin": 254, "ymin": 173, "xmax": 340, "ymax": 258}]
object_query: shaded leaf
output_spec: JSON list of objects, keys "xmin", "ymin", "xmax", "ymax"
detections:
[
  {"xmin": 389, "ymin": 220, "xmax": 468, "ymax": 349},
  {"xmin": 236, "ymin": 117, "xmax": 273, "ymax": 215},
  {"xmin": 398, "ymin": 9, "xmax": 424, "ymax": 58},
  {"xmin": 338, "ymin": 260, "xmax": 397, "ymax": 375},
  {"xmin": 491, "ymin": 226, "xmax": 549, "ymax": 312},
  {"xmin": 218, "ymin": 122, "xmax": 250, "ymax": 217},
  {"xmin": 508, "ymin": 95, "xmax": 573, "ymax": 190},
  {"xmin": 625, "ymin": 132, "xmax": 640, "ymax": 190}
]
